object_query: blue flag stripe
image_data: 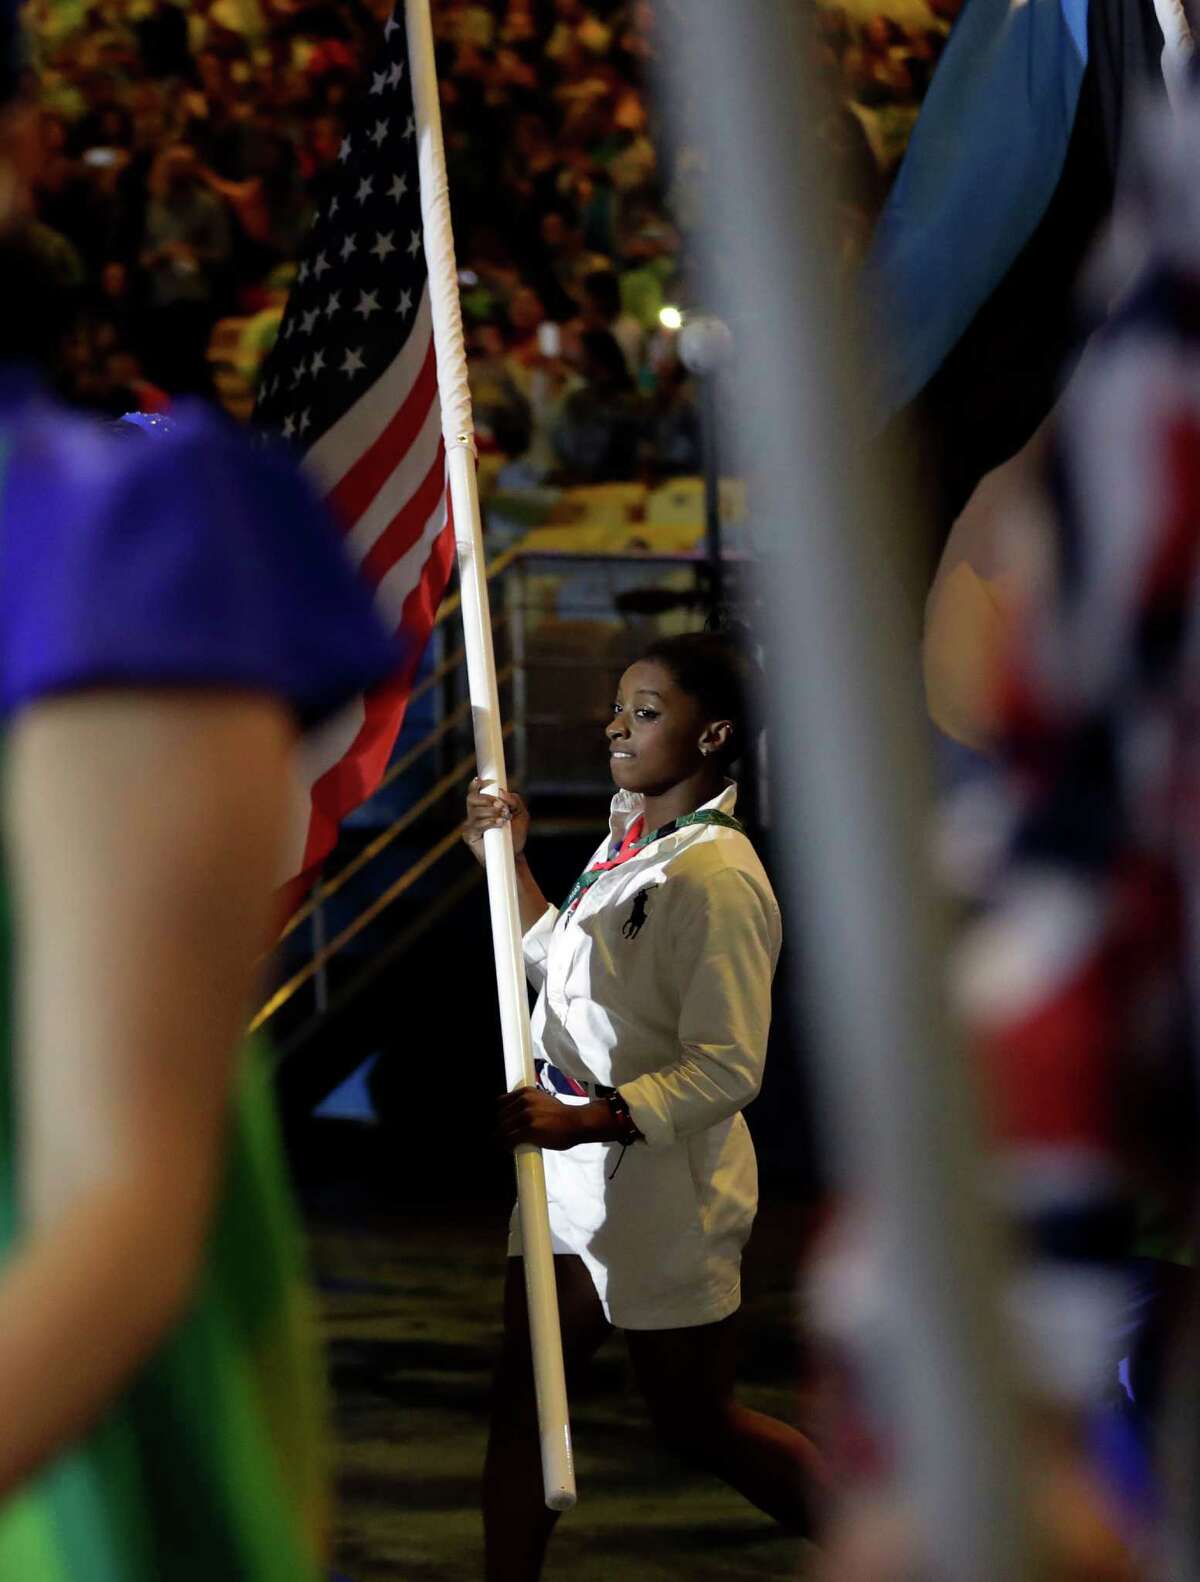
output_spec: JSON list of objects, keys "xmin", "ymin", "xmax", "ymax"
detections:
[{"xmin": 865, "ymin": 0, "xmax": 1090, "ymax": 424}]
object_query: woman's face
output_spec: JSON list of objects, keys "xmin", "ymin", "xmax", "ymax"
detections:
[
  {"xmin": 508, "ymin": 287, "xmax": 544, "ymax": 333},
  {"xmin": 606, "ymin": 659, "xmax": 718, "ymax": 797}
]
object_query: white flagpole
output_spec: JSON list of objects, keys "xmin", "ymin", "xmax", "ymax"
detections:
[
  {"xmin": 404, "ymin": 0, "xmax": 576, "ymax": 1513},
  {"xmin": 652, "ymin": 5, "xmax": 1032, "ymax": 1577}
]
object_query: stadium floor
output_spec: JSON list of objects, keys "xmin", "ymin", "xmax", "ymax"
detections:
[{"xmin": 308, "ymin": 1188, "xmax": 817, "ymax": 1581}]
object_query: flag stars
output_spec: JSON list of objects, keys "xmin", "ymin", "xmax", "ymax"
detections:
[
  {"xmin": 398, "ymin": 287, "xmax": 412, "ymax": 318},
  {"xmin": 387, "ymin": 173, "xmax": 407, "ymax": 202},
  {"xmin": 338, "ymin": 135, "xmax": 352, "ymax": 163},
  {"xmin": 370, "ymin": 118, "xmax": 390, "ymax": 149},
  {"xmin": 384, "ymin": 11, "xmax": 398, "ymax": 38},
  {"xmin": 341, "ymin": 346, "xmax": 365, "ymax": 376},
  {"xmin": 329, "ymin": 195, "xmax": 340, "ymax": 219},
  {"xmin": 310, "ymin": 348, "xmax": 326, "ymax": 376},
  {"xmin": 371, "ymin": 230, "xmax": 396, "ymax": 262},
  {"xmin": 407, "ymin": 228, "xmax": 422, "ymax": 258},
  {"xmin": 355, "ymin": 175, "xmax": 374, "ymax": 205},
  {"xmin": 341, "ymin": 233, "xmax": 357, "ymax": 262},
  {"xmin": 291, "ymin": 358, "xmax": 307, "ymax": 387},
  {"xmin": 370, "ymin": 68, "xmax": 388, "ymax": 95},
  {"xmin": 282, "ymin": 413, "xmax": 296, "ymax": 439},
  {"xmin": 299, "ymin": 408, "xmax": 312, "ymax": 435},
  {"xmin": 324, "ymin": 290, "xmax": 341, "ymax": 318},
  {"xmin": 301, "ymin": 307, "xmax": 320, "ymax": 335},
  {"xmin": 313, "ymin": 251, "xmax": 330, "ymax": 279},
  {"xmin": 403, "ymin": 114, "xmax": 415, "ymax": 140},
  {"xmin": 297, "ymin": 259, "xmax": 309, "ymax": 284},
  {"xmin": 388, "ymin": 60, "xmax": 404, "ymax": 89},
  {"xmin": 355, "ymin": 289, "xmax": 381, "ymax": 320}
]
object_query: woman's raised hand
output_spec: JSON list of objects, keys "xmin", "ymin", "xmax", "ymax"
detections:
[{"xmin": 462, "ymin": 777, "xmax": 530, "ymax": 867}]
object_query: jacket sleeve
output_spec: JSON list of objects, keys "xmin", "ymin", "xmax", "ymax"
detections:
[
  {"xmin": 620, "ymin": 866, "xmax": 780, "ymax": 1148},
  {"xmin": 522, "ymin": 904, "xmax": 560, "ymax": 992}
]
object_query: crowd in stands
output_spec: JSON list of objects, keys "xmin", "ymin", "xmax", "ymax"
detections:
[
  {"xmin": 812, "ymin": 0, "xmax": 960, "ymax": 265},
  {"xmin": 431, "ymin": 0, "xmax": 701, "ymax": 486},
  {"xmin": 16, "ymin": 0, "xmax": 957, "ymax": 485}
]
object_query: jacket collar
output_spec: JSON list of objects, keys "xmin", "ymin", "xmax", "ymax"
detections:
[{"xmin": 607, "ymin": 778, "xmax": 738, "ymax": 847}]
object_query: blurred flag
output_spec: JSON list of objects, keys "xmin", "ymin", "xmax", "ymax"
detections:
[
  {"xmin": 256, "ymin": 5, "xmax": 454, "ymax": 881},
  {"xmin": 864, "ymin": 0, "xmax": 1175, "ymax": 540},
  {"xmin": 952, "ymin": 82, "xmax": 1200, "ymax": 1442},
  {"xmin": 866, "ymin": 0, "xmax": 1090, "ymax": 420}
]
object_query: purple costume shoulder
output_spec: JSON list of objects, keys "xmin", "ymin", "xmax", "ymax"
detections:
[{"xmin": 0, "ymin": 373, "xmax": 399, "ymax": 723}]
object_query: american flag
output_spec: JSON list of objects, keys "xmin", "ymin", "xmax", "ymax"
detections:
[{"xmin": 256, "ymin": 4, "xmax": 455, "ymax": 881}]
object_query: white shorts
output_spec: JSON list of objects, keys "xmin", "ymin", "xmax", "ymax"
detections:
[{"xmin": 508, "ymin": 1111, "xmax": 758, "ymax": 1330}]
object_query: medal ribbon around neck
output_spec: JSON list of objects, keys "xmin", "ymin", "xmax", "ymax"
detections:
[{"xmin": 561, "ymin": 809, "xmax": 745, "ymax": 915}]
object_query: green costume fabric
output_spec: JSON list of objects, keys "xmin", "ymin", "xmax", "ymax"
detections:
[{"xmin": 0, "ymin": 852, "xmax": 328, "ymax": 1578}]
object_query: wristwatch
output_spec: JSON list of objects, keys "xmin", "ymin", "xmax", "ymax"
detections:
[{"xmin": 605, "ymin": 1090, "xmax": 643, "ymax": 1145}]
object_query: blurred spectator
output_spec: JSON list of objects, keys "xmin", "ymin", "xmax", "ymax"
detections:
[
  {"xmin": 140, "ymin": 142, "xmax": 231, "ymax": 394},
  {"xmin": 616, "ymin": 215, "xmax": 676, "ymax": 331},
  {"xmin": 91, "ymin": 255, "xmax": 137, "ymax": 342},
  {"xmin": 504, "ymin": 283, "xmax": 550, "ymax": 374},
  {"xmin": 104, "ymin": 346, "xmax": 171, "ymax": 413},
  {"xmin": 812, "ymin": 0, "xmax": 963, "ymax": 189},
  {"xmin": 643, "ymin": 332, "xmax": 700, "ymax": 476},
  {"xmin": 230, "ymin": 264, "xmax": 292, "ymax": 389},
  {"xmin": 553, "ymin": 325, "xmax": 642, "ymax": 483},
  {"xmin": 25, "ymin": 209, "xmax": 85, "ymax": 291},
  {"xmin": 299, "ymin": 108, "xmax": 344, "ymax": 178},
  {"xmin": 525, "ymin": 205, "xmax": 601, "ymax": 320},
  {"xmin": 498, "ymin": 0, "xmax": 538, "ymax": 47},
  {"xmin": 580, "ymin": 265, "xmax": 642, "ymax": 376},
  {"xmin": 134, "ymin": 0, "xmax": 191, "ymax": 78},
  {"xmin": 545, "ymin": 0, "xmax": 612, "ymax": 64},
  {"xmin": 199, "ymin": 126, "xmax": 311, "ymax": 272},
  {"xmin": 468, "ymin": 317, "xmax": 533, "ymax": 457}
]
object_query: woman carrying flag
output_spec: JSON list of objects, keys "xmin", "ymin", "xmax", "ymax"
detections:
[{"xmin": 464, "ymin": 630, "xmax": 826, "ymax": 1580}]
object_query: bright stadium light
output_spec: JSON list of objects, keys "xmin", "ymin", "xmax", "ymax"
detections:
[{"xmin": 658, "ymin": 304, "xmax": 683, "ymax": 331}]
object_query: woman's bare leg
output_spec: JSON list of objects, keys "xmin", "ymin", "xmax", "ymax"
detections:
[{"xmin": 626, "ymin": 1314, "xmax": 827, "ymax": 1535}]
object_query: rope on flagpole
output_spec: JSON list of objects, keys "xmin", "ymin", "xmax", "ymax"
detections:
[{"xmin": 403, "ymin": 0, "xmax": 576, "ymax": 1513}]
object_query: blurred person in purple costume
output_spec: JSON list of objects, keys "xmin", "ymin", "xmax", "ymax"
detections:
[{"xmin": 0, "ymin": 27, "xmax": 400, "ymax": 1574}]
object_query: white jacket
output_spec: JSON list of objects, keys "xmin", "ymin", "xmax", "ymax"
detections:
[{"xmin": 515, "ymin": 781, "xmax": 782, "ymax": 1328}]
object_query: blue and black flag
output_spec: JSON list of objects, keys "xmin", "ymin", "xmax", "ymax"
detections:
[{"xmin": 865, "ymin": 0, "xmax": 1177, "ymax": 564}]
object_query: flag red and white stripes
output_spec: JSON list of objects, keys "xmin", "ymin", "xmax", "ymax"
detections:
[{"xmin": 256, "ymin": 8, "xmax": 456, "ymax": 884}]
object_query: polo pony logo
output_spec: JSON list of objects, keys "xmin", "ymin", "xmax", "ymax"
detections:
[{"xmin": 622, "ymin": 889, "xmax": 651, "ymax": 940}]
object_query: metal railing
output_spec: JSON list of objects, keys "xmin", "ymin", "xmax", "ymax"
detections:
[{"xmin": 253, "ymin": 543, "xmax": 717, "ymax": 1036}]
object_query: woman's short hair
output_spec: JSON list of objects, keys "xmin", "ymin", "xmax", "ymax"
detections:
[{"xmin": 638, "ymin": 629, "xmax": 763, "ymax": 764}]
